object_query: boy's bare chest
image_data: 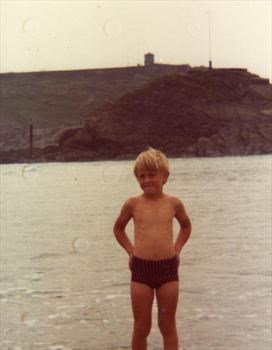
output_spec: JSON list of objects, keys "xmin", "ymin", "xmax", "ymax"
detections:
[{"xmin": 133, "ymin": 201, "xmax": 175, "ymax": 226}]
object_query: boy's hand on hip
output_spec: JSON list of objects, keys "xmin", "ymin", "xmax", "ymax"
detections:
[
  {"xmin": 129, "ymin": 254, "xmax": 133, "ymax": 270},
  {"xmin": 176, "ymin": 254, "xmax": 180, "ymax": 266}
]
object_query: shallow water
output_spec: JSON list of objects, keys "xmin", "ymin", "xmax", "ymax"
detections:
[{"xmin": 0, "ymin": 155, "xmax": 271, "ymax": 350}]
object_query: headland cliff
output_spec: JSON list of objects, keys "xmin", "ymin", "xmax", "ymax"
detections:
[{"xmin": 0, "ymin": 64, "xmax": 271, "ymax": 163}]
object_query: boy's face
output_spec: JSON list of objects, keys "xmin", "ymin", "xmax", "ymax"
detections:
[{"xmin": 135, "ymin": 168, "xmax": 169, "ymax": 196}]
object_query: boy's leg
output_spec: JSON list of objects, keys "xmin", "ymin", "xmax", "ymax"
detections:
[
  {"xmin": 130, "ymin": 282, "xmax": 154, "ymax": 350},
  {"xmin": 156, "ymin": 281, "xmax": 179, "ymax": 350}
]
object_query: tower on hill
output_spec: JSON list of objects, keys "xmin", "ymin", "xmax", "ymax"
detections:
[{"xmin": 144, "ymin": 53, "xmax": 154, "ymax": 66}]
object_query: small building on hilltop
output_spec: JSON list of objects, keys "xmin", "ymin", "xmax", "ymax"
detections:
[{"xmin": 144, "ymin": 52, "xmax": 155, "ymax": 66}]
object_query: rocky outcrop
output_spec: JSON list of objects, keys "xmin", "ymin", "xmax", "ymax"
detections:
[
  {"xmin": 61, "ymin": 68, "xmax": 271, "ymax": 160},
  {"xmin": 0, "ymin": 67, "xmax": 271, "ymax": 163}
]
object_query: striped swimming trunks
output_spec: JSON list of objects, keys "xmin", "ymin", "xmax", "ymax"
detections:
[{"xmin": 130, "ymin": 255, "xmax": 179, "ymax": 289}]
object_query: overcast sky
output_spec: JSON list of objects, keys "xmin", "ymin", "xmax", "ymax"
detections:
[{"xmin": 1, "ymin": 0, "xmax": 271, "ymax": 80}]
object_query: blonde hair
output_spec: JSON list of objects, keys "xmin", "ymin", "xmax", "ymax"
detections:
[{"xmin": 134, "ymin": 147, "xmax": 169, "ymax": 176}]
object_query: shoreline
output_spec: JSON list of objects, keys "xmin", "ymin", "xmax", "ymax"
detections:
[{"xmin": 1, "ymin": 152, "xmax": 271, "ymax": 167}]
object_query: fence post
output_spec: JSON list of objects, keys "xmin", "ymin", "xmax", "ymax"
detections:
[{"xmin": 29, "ymin": 124, "xmax": 33, "ymax": 159}]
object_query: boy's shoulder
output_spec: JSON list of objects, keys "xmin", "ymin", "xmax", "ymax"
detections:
[
  {"xmin": 123, "ymin": 195, "xmax": 141, "ymax": 208},
  {"xmin": 164, "ymin": 193, "xmax": 183, "ymax": 205}
]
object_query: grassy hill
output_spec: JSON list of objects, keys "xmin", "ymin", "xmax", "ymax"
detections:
[{"xmin": 0, "ymin": 64, "xmax": 189, "ymax": 128}]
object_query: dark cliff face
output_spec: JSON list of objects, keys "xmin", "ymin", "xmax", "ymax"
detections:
[
  {"xmin": 60, "ymin": 69, "xmax": 272, "ymax": 160},
  {"xmin": 0, "ymin": 67, "xmax": 271, "ymax": 163}
]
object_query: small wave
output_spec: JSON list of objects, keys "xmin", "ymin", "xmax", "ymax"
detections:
[
  {"xmin": 31, "ymin": 252, "xmax": 61, "ymax": 260},
  {"xmin": 29, "ymin": 289, "xmax": 66, "ymax": 298}
]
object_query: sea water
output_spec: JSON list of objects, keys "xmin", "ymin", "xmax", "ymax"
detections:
[{"xmin": 0, "ymin": 155, "xmax": 271, "ymax": 350}]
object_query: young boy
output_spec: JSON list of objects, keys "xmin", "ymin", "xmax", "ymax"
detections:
[{"xmin": 113, "ymin": 148, "xmax": 191, "ymax": 350}]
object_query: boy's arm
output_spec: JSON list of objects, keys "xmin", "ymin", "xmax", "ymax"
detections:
[
  {"xmin": 174, "ymin": 198, "xmax": 192, "ymax": 255},
  {"xmin": 113, "ymin": 199, "xmax": 135, "ymax": 256}
]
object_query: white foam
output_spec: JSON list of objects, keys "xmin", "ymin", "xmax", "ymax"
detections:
[
  {"xmin": 244, "ymin": 314, "xmax": 257, "ymax": 318},
  {"xmin": 106, "ymin": 294, "xmax": 121, "ymax": 300},
  {"xmin": 238, "ymin": 294, "xmax": 247, "ymax": 300},
  {"xmin": 48, "ymin": 312, "xmax": 70, "ymax": 319},
  {"xmin": 49, "ymin": 346, "xmax": 71, "ymax": 350},
  {"xmin": 210, "ymin": 290, "xmax": 219, "ymax": 295}
]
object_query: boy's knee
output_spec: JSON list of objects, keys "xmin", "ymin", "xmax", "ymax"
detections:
[
  {"xmin": 134, "ymin": 321, "xmax": 151, "ymax": 338},
  {"xmin": 158, "ymin": 319, "xmax": 176, "ymax": 337}
]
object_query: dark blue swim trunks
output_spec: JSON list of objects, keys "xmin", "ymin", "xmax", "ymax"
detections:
[{"xmin": 131, "ymin": 255, "xmax": 179, "ymax": 289}]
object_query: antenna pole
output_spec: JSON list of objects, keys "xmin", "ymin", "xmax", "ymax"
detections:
[{"xmin": 208, "ymin": 11, "xmax": 212, "ymax": 69}]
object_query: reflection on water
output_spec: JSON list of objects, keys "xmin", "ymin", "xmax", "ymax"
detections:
[{"xmin": 0, "ymin": 156, "xmax": 271, "ymax": 350}]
